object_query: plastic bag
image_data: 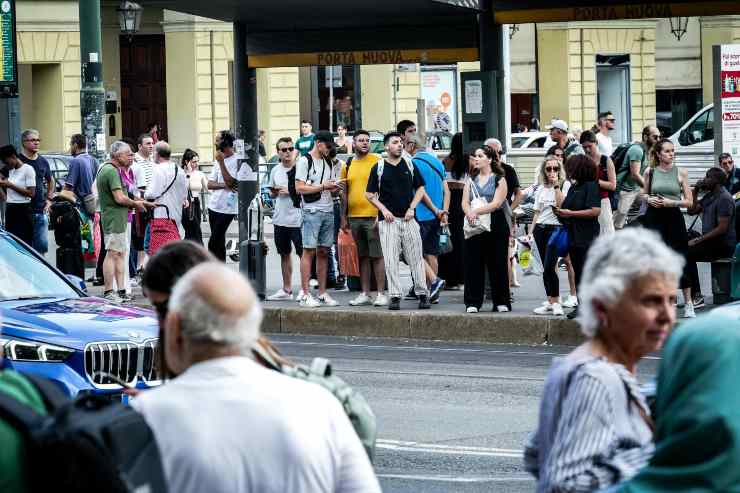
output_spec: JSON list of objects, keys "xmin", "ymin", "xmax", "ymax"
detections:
[
  {"xmin": 517, "ymin": 237, "xmax": 544, "ymax": 276},
  {"xmin": 439, "ymin": 225, "xmax": 453, "ymax": 255},
  {"xmin": 338, "ymin": 229, "xmax": 360, "ymax": 277},
  {"xmin": 547, "ymin": 227, "xmax": 570, "ymax": 258}
]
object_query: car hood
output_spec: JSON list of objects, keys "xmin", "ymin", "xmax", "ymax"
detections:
[{"xmin": 1, "ymin": 297, "xmax": 158, "ymax": 350}]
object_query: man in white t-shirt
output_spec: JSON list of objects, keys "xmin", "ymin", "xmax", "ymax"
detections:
[
  {"xmin": 295, "ymin": 130, "xmax": 342, "ymax": 307},
  {"xmin": 145, "ymin": 141, "xmax": 189, "ymax": 237},
  {"xmin": 266, "ymin": 137, "xmax": 304, "ymax": 301},
  {"xmin": 207, "ymin": 130, "xmax": 240, "ymax": 262},
  {"xmin": 132, "ymin": 262, "xmax": 381, "ymax": 493},
  {"xmin": 595, "ymin": 111, "xmax": 616, "ymax": 156},
  {"xmin": 131, "ymin": 133, "xmax": 155, "ymax": 274}
]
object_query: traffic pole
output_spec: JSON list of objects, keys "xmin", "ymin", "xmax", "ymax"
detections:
[{"xmin": 79, "ymin": 0, "xmax": 106, "ymax": 160}]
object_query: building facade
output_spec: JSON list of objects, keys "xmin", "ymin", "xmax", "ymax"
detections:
[{"xmin": 14, "ymin": 2, "xmax": 740, "ymax": 160}]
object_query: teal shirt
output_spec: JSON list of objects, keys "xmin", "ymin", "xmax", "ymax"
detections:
[
  {"xmin": 619, "ymin": 144, "xmax": 647, "ymax": 192},
  {"xmin": 648, "ymin": 165, "xmax": 681, "ymax": 201},
  {"xmin": 295, "ymin": 134, "xmax": 316, "ymax": 157},
  {"xmin": 0, "ymin": 371, "xmax": 47, "ymax": 493}
]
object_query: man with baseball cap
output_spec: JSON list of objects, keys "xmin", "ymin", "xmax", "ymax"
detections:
[{"xmin": 547, "ymin": 119, "xmax": 584, "ymax": 161}]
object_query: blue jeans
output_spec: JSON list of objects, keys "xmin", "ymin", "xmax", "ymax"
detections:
[
  {"xmin": 301, "ymin": 209, "xmax": 335, "ymax": 249},
  {"xmin": 32, "ymin": 212, "xmax": 49, "ymax": 254}
]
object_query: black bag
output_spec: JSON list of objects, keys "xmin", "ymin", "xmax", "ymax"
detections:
[
  {"xmin": 50, "ymin": 200, "xmax": 82, "ymax": 249},
  {"xmin": 286, "ymin": 166, "xmax": 302, "ymax": 209},
  {"xmin": 301, "ymin": 155, "xmax": 326, "ymax": 204},
  {"xmin": 611, "ymin": 142, "xmax": 639, "ymax": 183},
  {"xmin": 56, "ymin": 246, "xmax": 84, "ymax": 278},
  {"xmin": 0, "ymin": 374, "xmax": 167, "ymax": 493}
]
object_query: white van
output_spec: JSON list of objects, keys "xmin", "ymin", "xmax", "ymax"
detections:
[{"xmin": 669, "ymin": 103, "xmax": 714, "ymax": 151}]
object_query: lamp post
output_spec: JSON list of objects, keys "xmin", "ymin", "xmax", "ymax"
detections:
[
  {"xmin": 117, "ymin": 1, "xmax": 143, "ymax": 39},
  {"xmin": 79, "ymin": 0, "xmax": 105, "ymax": 160},
  {"xmin": 669, "ymin": 17, "xmax": 688, "ymax": 41}
]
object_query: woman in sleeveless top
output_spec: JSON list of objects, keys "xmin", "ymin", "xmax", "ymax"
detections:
[
  {"xmin": 334, "ymin": 125, "xmax": 352, "ymax": 155},
  {"xmin": 181, "ymin": 149, "xmax": 208, "ymax": 245},
  {"xmin": 462, "ymin": 145, "xmax": 510, "ymax": 313},
  {"xmin": 640, "ymin": 138, "xmax": 695, "ymax": 318},
  {"xmin": 438, "ymin": 132, "xmax": 467, "ymax": 288},
  {"xmin": 580, "ymin": 130, "xmax": 616, "ymax": 235}
]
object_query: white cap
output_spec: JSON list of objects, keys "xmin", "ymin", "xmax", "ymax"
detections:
[{"xmin": 547, "ymin": 119, "xmax": 568, "ymax": 132}]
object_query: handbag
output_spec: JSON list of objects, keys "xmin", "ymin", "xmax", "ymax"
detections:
[
  {"xmin": 147, "ymin": 205, "xmax": 181, "ymax": 256},
  {"xmin": 687, "ymin": 215, "xmax": 701, "ymax": 241},
  {"xmin": 463, "ymin": 178, "xmax": 492, "ymax": 239},
  {"xmin": 547, "ymin": 226, "xmax": 570, "ymax": 257}
]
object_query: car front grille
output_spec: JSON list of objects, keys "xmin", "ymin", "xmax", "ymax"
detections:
[{"xmin": 84, "ymin": 340, "xmax": 160, "ymax": 389}]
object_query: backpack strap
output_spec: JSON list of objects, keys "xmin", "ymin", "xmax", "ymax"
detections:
[
  {"xmin": 24, "ymin": 373, "xmax": 68, "ymax": 411},
  {"xmin": 413, "ymin": 154, "xmax": 444, "ymax": 181}
]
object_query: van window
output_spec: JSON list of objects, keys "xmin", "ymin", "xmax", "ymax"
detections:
[{"xmin": 680, "ymin": 108, "xmax": 714, "ymax": 146}]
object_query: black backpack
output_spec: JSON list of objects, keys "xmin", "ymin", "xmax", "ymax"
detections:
[
  {"xmin": 0, "ymin": 374, "xmax": 167, "ymax": 493},
  {"xmin": 286, "ymin": 166, "xmax": 302, "ymax": 209},
  {"xmin": 49, "ymin": 199, "xmax": 82, "ymax": 249},
  {"xmin": 611, "ymin": 142, "xmax": 640, "ymax": 183}
]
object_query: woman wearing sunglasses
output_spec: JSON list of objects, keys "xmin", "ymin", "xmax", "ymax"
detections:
[{"xmin": 528, "ymin": 156, "xmax": 567, "ymax": 316}]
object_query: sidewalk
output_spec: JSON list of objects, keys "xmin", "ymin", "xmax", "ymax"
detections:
[{"xmin": 78, "ymin": 219, "xmax": 716, "ymax": 347}]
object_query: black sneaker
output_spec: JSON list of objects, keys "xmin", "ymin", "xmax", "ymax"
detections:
[
  {"xmin": 92, "ymin": 277, "xmax": 105, "ymax": 287},
  {"xmin": 389, "ymin": 297, "xmax": 401, "ymax": 310},
  {"xmin": 418, "ymin": 295, "xmax": 431, "ymax": 309},
  {"xmin": 334, "ymin": 274, "xmax": 346, "ymax": 291},
  {"xmin": 566, "ymin": 306, "xmax": 579, "ymax": 320},
  {"xmin": 404, "ymin": 287, "xmax": 418, "ymax": 300},
  {"xmin": 692, "ymin": 294, "xmax": 705, "ymax": 309}
]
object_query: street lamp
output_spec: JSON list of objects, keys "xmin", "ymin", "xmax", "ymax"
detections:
[
  {"xmin": 117, "ymin": 1, "xmax": 143, "ymax": 38},
  {"xmin": 508, "ymin": 24, "xmax": 519, "ymax": 40},
  {"xmin": 669, "ymin": 16, "xmax": 688, "ymax": 41}
]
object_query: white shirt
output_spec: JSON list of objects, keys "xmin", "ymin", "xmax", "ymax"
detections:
[
  {"xmin": 596, "ymin": 132, "xmax": 613, "ymax": 156},
  {"xmin": 534, "ymin": 186, "xmax": 562, "ymax": 226},
  {"xmin": 132, "ymin": 153, "xmax": 154, "ymax": 191},
  {"xmin": 269, "ymin": 163, "xmax": 303, "ymax": 227},
  {"xmin": 295, "ymin": 155, "xmax": 335, "ymax": 213},
  {"xmin": 208, "ymin": 154, "xmax": 240, "ymax": 215},
  {"xmin": 131, "ymin": 357, "xmax": 380, "ymax": 493},
  {"xmin": 7, "ymin": 164, "xmax": 36, "ymax": 204},
  {"xmin": 145, "ymin": 161, "xmax": 189, "ymax": 229}
]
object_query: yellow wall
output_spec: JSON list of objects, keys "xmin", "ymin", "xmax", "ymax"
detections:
[
  {"xmin": 263, "ymin": 67, "xmax": 300, "ymax": 154},
  {"xmin": 537, "ymin": 29, "xmax": 569, "ymax": 125},
  {"xmin": 101, "ymin": 7, "xmax": 122, "ymax": 146},
  {"xmin": 165, "ymin": 30, "xmax": 198, "ymax": 153},
  {"xmin": 360, "ymin": 64, "xmax": 394, "ymax": 132}
]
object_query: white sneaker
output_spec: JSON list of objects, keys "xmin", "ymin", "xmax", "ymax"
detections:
[
  {"xmin": 683, "ymin": 302, "xmax": 696, "ymax": 319},
  {"xmin": 309, "ymin": 279, "xmax": 319, "ymax": 288},
  {"xmin": 496, "ymin": 305, "xmax": 510, "ymax": 313},
  {"xmin": 267, "ymin": 288, "xmax": 293, "ymax": 301},
  {"xmin": 466, "ymin": 306, "xmax": 478, "ymax": 313},
  {"xmin": 296, "ymin": 290, "xmax": 308, "ymax": 303},
  {"xmin": 373, "ymin": 293, "xmax": 389, "ymax": 306},
  {"xmin": 534, "ymin": 303, "xmax": 553, "ymax": 315},
  {"xmin": 349, "ymin": 293, "xmax": 372, "ymax": 306},
  {"xmin": 300, "ymin": 293, "xmax": 321, "ymax": 308},
  {"xmin": 551, "ymin": 303, "xmax": 565, "ymax": 316},
  {"xmin": 318, "ymin": 293, "xmax": 338, "ymax": 307},
  {"xmin": 562, "ymin": 295, "xmax": 579, "ymax": 308}
]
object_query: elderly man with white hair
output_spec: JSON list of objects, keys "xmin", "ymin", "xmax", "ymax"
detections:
[
  {"xmin": 145, "ymin": 140, "xmax": 189, "ymax": 238},
  {"xmin": 131, "ymin": 262, "xmax": 381, "ymax": 493},
  {"xmin": 524, "ymin": 228, "xmax": 684, "ymax": 493}
]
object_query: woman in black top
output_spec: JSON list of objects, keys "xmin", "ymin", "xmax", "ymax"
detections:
[
  {"xmin": 438, "ymin": 132, "xmax": 467, "ymax": 289},
  {"xmin": 555, "ymin": 155, "xmax": 601, "ymax": 317}
]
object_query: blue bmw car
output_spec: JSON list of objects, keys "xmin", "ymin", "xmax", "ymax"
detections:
[{"xmin": 0, "ymin": 229, "xmax": 160, "ymax": 398}]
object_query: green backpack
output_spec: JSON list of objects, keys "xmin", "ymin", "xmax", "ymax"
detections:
[{"xmin": 252, "ymin": 338, "xmax": 378, "ymax": 462}]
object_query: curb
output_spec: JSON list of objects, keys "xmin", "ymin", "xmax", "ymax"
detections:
[{"xmin": 262, "ymin": 307, "xmax": 584, "ymax": 346}]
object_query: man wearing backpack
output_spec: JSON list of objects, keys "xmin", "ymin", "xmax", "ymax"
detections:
[
  {"xmin": 295, "ymin": 130, "xmax": 342, "ymax": 307},
  {"xmin": 132, "ymin": 262, "xmax": 381, "ymax": 493},
  {"xmin": 365, "ymin": 132, "xmax": 430, "ymax": 310},
  {"xmin": 340, "ymin": 129, "xmax": 388, "ymax": 306},
  {"xmin": 547, "ymin": 119, "xmax": 584, "ymax": 161},
  {"xmin": 612, "ymin": 125, "xmax": 661, "ymax": 229}
]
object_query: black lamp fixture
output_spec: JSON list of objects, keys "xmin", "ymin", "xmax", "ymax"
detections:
[
  {"xmin": 508, "ymin": 24, "xmax": 519, "ymax": 39},
  {"xmin": 117, "ymin": 1, "xmax": 143, "ymax": 39},
  {"xmin": 669, "ymin": 16, "xmax": 688, "ymax": 41}
]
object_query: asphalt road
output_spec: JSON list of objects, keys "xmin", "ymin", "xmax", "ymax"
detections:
[{"xmin": 269, "ymin": 334, "xmax": 661, "ymax": 493}]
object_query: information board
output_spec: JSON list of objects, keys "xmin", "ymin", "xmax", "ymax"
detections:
[
  {"xmin": 720, "ymin": 45, "xmax": 740, "ymax": 162},
  {"xmin": 0, "ymin": 0, "xmax": 17, "ymax": 90}
]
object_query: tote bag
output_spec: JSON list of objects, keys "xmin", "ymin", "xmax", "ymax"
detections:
[
  {"xmin": 463, "ymin": 178, "xmax": 492, "ymax": 239},
  {"xmin": 147, "ymin": 205, "xmax": 180, "ymax": 256}
]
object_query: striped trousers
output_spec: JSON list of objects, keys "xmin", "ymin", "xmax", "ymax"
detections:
[{"xmin": 378, "ymin": 218, "xmax": 429, "ymax": 298}]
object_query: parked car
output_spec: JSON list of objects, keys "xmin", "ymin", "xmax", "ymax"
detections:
[
  {"xmin": 42, "ymin": 153, "xmax": 73, "ymax": 192},
  {"xmin": 0, "ymin": 229, "xmax": 160, "ymax": 399},
  {"xmin": 511, "ymin": 132, "xmax": 549, "ymax": 150},
  {"xmin": 669, "ymin": 104, "xmax": 714, "ymax": 151}
]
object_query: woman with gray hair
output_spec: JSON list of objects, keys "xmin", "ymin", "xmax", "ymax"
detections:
[{"xmin": 524, "ymin": 228, "xmax": 684, "ymax": 493}]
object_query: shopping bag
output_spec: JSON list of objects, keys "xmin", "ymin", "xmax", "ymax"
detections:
[
  {"xmin": 518, "ymin": 238, "xmax": 544, "ymax": 276},
  {"xmin": 547, "ymin": 227, "xmax": 570, "ymax": 258},
  {"xmin": 439, "ymin": 225, "xmax": 453, "ymax": 255},
  {"xmin": 147, "ymin": 205, "xmax": 181, "ymax": 256},
  {"xmin": 338, "ymin": 229, "xmax": 360, "ymax": 277}
]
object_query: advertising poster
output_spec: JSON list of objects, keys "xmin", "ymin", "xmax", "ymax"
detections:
[
  {"xmin": 720, "ymin": 45, "xmax": 740, "ymax": 161},
  {"xmin": 421, "ymin": 69, "xmax": 457, "ymax": 133}
]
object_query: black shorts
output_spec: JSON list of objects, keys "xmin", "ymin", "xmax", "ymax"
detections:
[
  {"xmin": 418, "ymin": 219, "xmax": 440, "ymax": 256},
  {"xmin": 274, "ymin": 225, "xmax": 303, "ymax": 256}
]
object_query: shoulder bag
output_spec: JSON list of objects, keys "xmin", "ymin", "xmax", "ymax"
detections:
[
  {"xmin": 463, "ymin": 177, "xmax": 492, "ymax": 239},
  {"xmin": 146, "ymin": 165, "xmax": 181, "ymax": 255}
]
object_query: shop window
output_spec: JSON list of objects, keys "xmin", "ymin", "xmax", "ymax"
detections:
[{"xmin": 316, "ymin": 65, "xmax": 360, "ymax": 132}]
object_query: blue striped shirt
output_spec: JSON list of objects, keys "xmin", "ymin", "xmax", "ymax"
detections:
[{"xmin": 524, "ymin": 355, "xmax": 654, "ymax": 492}]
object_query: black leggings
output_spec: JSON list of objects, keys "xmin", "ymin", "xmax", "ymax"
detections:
[
  {"xmin": 533, "ymin": 224, "xmax": 560, "ymax": 298},
  {"xmin": 207, "ymin": 209, "xmax": 236, "ymax": 262}
]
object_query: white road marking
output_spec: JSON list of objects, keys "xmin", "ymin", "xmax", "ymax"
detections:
[
  {"xmin": 377, "ymin": 439, "xmax": 524, "ymax": 458},
  {"xmin": 272, "ymin": 339, "xmax": 661, "ymax": 360},
  {"xmin": 377, "ymin": 473, "xmax": 533, "ymax": 483}
]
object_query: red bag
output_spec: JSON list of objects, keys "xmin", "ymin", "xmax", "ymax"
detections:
[
  {"xmin": 337, "ymin": 229, "xmax": 360, "ymax": 277},
  {"xmin": 147, "ymin": 205, "xmax": 180, "ymax": 256}
]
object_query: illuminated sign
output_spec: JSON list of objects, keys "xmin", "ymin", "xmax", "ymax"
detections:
[
  {"xmin": 247, "ymin": 48, "xmax": 479, "ymax": 69},
  {"xmin": 493, "ymin": 1, "xmax": 740, "ymax": 24},
  {"xmin": 0, "ymin": 0, "xmax": 16, "ymax": 90}
]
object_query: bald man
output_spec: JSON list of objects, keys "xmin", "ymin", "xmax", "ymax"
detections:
[{"xmin": 132, "ymin": 263, "xmax": 380, "ymax": 493}]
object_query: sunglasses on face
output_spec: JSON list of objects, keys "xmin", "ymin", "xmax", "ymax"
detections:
[
  {"xmin": 546, "ymin": 166, "xmax": 560, "ymax": 172},
  {"xmin": 606, "ymin": 118, "xmax": 616, "ymax": 122},
  {"xmin": 24, "ymin": 138, "xmax": 41, "ymax": 143},
  {"xmin": 279, "ymin": 147, "xmax": 294, "ymax": 152}
]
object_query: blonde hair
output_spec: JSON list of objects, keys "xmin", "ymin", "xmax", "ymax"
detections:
[{"xmin": 537, "ymin": 156, "xmax": 565, "ymax": 186}]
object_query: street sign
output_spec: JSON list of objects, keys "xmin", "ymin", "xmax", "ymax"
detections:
[
  {"xmin": 0, "ymin": 0, "xmax": 17, "ymax": 97},
  {"xmin": 247, "ymin": 48, "xmax": 478, "ymax": 69},
  {"xmin": 493, "ymin": 1, "xmax": 740, "ymax": 24}
]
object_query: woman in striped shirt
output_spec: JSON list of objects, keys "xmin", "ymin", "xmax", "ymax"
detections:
[{"xmin": 525, "ymin": 228, "xmax": 685, "ymax": 492}]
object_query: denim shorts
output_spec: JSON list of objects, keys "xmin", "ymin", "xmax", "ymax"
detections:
[{"xmin": 301, "ymin": 209, "xmax": 335, "ymax": 249}]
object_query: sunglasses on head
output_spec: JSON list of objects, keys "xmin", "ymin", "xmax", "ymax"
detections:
[
  {"xmin": 546, "ymin": 166, "xmax": 560, "ymax": 172},
  {"xmin": 279, "ymin": 147, "xmax": 294, "ymax": 152}
]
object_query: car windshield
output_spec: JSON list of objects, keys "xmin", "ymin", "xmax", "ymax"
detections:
[
  {"xmin": 511, "ymin": 137, "xmax": 529, "ymax": 148},
  {"xmin": 0, "ymin": 235, "xmax": 79, "ymax": 301}
]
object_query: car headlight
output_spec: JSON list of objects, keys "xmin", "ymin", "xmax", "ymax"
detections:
[{"xmin": 0, "ymin": 338, "xmax": 74, "ymax": 362}]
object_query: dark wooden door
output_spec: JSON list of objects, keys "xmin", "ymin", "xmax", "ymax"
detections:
[
  {"xmin": 120, "ymin": 35, "xmax": 167, "ymax": 142},
  {"xmin": 511, "ymin": 94, "xmax": 534, "ymax": 131}
]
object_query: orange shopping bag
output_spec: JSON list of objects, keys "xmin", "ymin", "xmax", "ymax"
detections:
[{"xmin": 337, "ymin": 229, "xmax": 360, "ymax": 277}]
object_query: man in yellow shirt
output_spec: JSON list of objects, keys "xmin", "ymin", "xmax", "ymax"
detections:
[{"xmin": 340, "ymin": 130, "xmax": 388, "ymax": 306}]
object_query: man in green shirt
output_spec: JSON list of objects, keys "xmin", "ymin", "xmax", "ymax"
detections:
[
  {"xmin": 613, "ymin": 125, "xmax": 661, "ymax": 229},
  {"xmin": 295, "ymin": 120, "xmax": 316, "ymax": 157},
  {"xmin": 97, "ymin": 141, "xmax": 153, "ymax": 303}
]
